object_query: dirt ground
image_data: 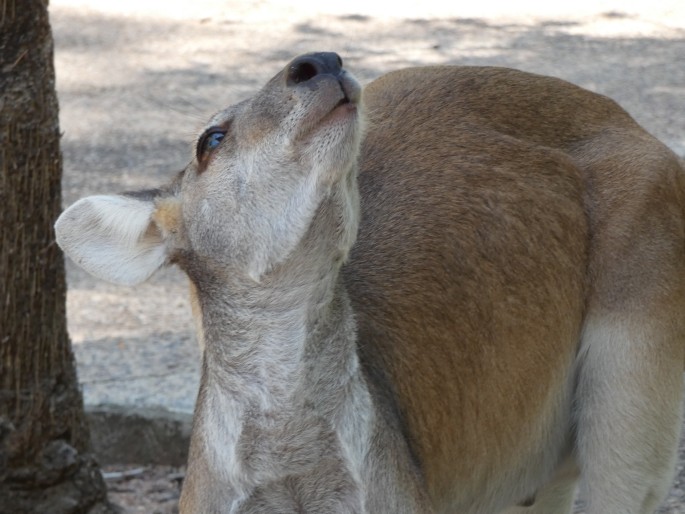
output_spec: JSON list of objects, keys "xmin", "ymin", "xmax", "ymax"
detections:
[
  {"xmin": 49, "ymin": 1, "xmax": 685, "ymax": 512},
  {"xmin": 102, "ymin": 465, "xmax": 182, "ymax": 514},
  {"xmin": 100, "ymin": 461, "xmax": 685, "ymax": 514}
]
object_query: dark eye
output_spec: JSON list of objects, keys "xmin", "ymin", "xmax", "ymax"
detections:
[{"xmin": 196, "ymin": 127, "xmax": 227, "ymax": 163}]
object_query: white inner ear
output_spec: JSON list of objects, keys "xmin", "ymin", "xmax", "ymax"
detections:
[{"xmin": 55, "ymin": 195, "xmax": 168, "ymax": 286}]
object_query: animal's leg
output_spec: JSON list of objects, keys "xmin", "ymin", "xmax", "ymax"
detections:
[{"xmin": 574, "ymin": 315, "xmax": 684, "ymax": 514}]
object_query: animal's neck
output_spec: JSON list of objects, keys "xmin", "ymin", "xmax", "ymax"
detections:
[
  {"xmin": 196, "ymin": 178, "xmax": 362, "ymax": 411},
  {"xmin": 191, "ymin": 270, "xmax": 373, "ymax": 502},
  {"xmin": 200, "ymin": 274, "xmax": 360, "ymax": 409}
]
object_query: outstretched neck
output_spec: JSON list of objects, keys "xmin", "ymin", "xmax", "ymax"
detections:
[
  {"xmin": 193, "ymin": 178, "xmax": 362, "ymax": 407},
  {"xmin": 184, "ymin": 271, "xmax": 374, "ymax": 511},
  {"xmin": 199, "ymin": 274, "xmax": 360, "ymax": 408}
]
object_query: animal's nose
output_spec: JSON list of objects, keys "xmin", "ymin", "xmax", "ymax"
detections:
[{"xmin": 286, "ymin": 52, "xmax": 343, "ymax": 86}]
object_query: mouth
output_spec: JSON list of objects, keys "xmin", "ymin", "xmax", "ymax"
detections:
[
  {"xmin": 301, "ymin": 76, "xmax": 361, "ymax": 137},
  {"xmin": 296, "ymin": 74, "xmax": 361, "ymax": 141},
  {"xmin": 319, "ymin": 90, "xmax": 358, "ymax": 129},
  {"xmin": 325, "ymin": 74, "xmax": 362, "ymax": 118},
  {"xmin": 330, "ymin": 92, "xmax": 355, "ymax": 116},
  {"xmin": 335, "ymin": 94, "xmax": 350, "ymax": 109},
  {"xmin": 338, "ymin": 72, "xmax": 362, "ymax": 106}
]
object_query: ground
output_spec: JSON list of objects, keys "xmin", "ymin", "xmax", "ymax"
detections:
[
  {"xmin": 102, "ymin": 461, "xmax": 685, "ymax": 513},
  {"xmin": 103, "ymin": 465, "xmax": 182, "ymax": 514}
]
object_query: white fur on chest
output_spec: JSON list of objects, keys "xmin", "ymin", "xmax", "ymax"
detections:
[
  {"xmin": 199, "ymin": 348, "xmax": 376, "ymax": 512},
  {"xmin": 333, "ymin": 361, "xmax": 376, "ymax": 507}
]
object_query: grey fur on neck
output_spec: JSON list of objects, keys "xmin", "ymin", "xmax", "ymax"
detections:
[{"xmin": 187, "ymin": 269, "xmax": 372, "ymax": 512}]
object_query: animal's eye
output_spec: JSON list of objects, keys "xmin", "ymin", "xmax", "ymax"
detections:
[{"xmin": 196, "ymin": 127, "xmax": 227, "ymax": 163}]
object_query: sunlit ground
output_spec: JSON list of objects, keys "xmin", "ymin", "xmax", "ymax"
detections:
[{"xmin": 53, "ymin": 0, "xmax": 685, "ymax": 35}]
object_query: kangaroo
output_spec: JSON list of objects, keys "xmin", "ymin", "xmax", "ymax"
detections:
[{"xmin": 55, "ymin": 52, "xmax": 685, "ymax": 513}]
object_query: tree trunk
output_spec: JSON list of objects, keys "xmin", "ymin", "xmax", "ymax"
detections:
[{"xmin": 0, "ymin": 1, "xmax": 116, "ymax": 512}]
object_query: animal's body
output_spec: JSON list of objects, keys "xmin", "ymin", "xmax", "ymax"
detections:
[{"xmin": 55, "ymin": 53, "xmax": 685, "ymax": 513}]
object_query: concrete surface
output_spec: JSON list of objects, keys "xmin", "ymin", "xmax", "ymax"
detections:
[{"xmin": 50, "ymin": 0, "xmax": 685, "ymax": 509}]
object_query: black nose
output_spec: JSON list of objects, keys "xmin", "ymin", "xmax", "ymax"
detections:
[{"xmin": 286, "ymin": 52, "xmax": 343, "ymax": 86}]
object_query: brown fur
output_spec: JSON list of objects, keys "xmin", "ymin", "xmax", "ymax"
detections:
[
  {"xmin": 152, "ymin": 196, "xmax": 183, "ymax": 236},
  {"xmin": 343, "ymin": 66, "xmax": 685, "ymax": 511}
]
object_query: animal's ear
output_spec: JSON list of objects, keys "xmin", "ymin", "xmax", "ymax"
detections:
[{"xmin": 55, "ymin": 194, "xmax": 180, "ymax": 286}]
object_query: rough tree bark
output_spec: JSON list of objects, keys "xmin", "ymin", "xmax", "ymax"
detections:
[{"xmin": 0, "ymin": 1, "xmax": 116, "ymax": 512}]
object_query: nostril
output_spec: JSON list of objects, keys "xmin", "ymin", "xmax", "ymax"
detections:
[
  {"xmin": 286, "ymin": 53, "xmax": 343, "ymax": 87},
  {"xmin": 289, "ymin": 61, "xmax": 319, "ymax": 85}
]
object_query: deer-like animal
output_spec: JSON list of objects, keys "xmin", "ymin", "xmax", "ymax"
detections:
[{"xmin": 55, "ymin": 52, "xmax": 685, "ymax": 513}]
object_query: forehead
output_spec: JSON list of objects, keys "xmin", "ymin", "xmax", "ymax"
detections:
[
  {"xmin": 200, "ymin": 95, "xmax": 292, "ymax": 152},
  {"xmin": 203, "ymin": 100, "xmax": 247, "ymax": 130}
]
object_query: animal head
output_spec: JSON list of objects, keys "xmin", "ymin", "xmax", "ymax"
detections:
[{"xmin": 55, "ymin": 52, "xmax": 364, "ymax": 288}]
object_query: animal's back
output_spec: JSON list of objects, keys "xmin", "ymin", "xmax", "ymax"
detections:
[{"xmin": 343, "ymin": 66, "xmax": 685, "ymax": 512}]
